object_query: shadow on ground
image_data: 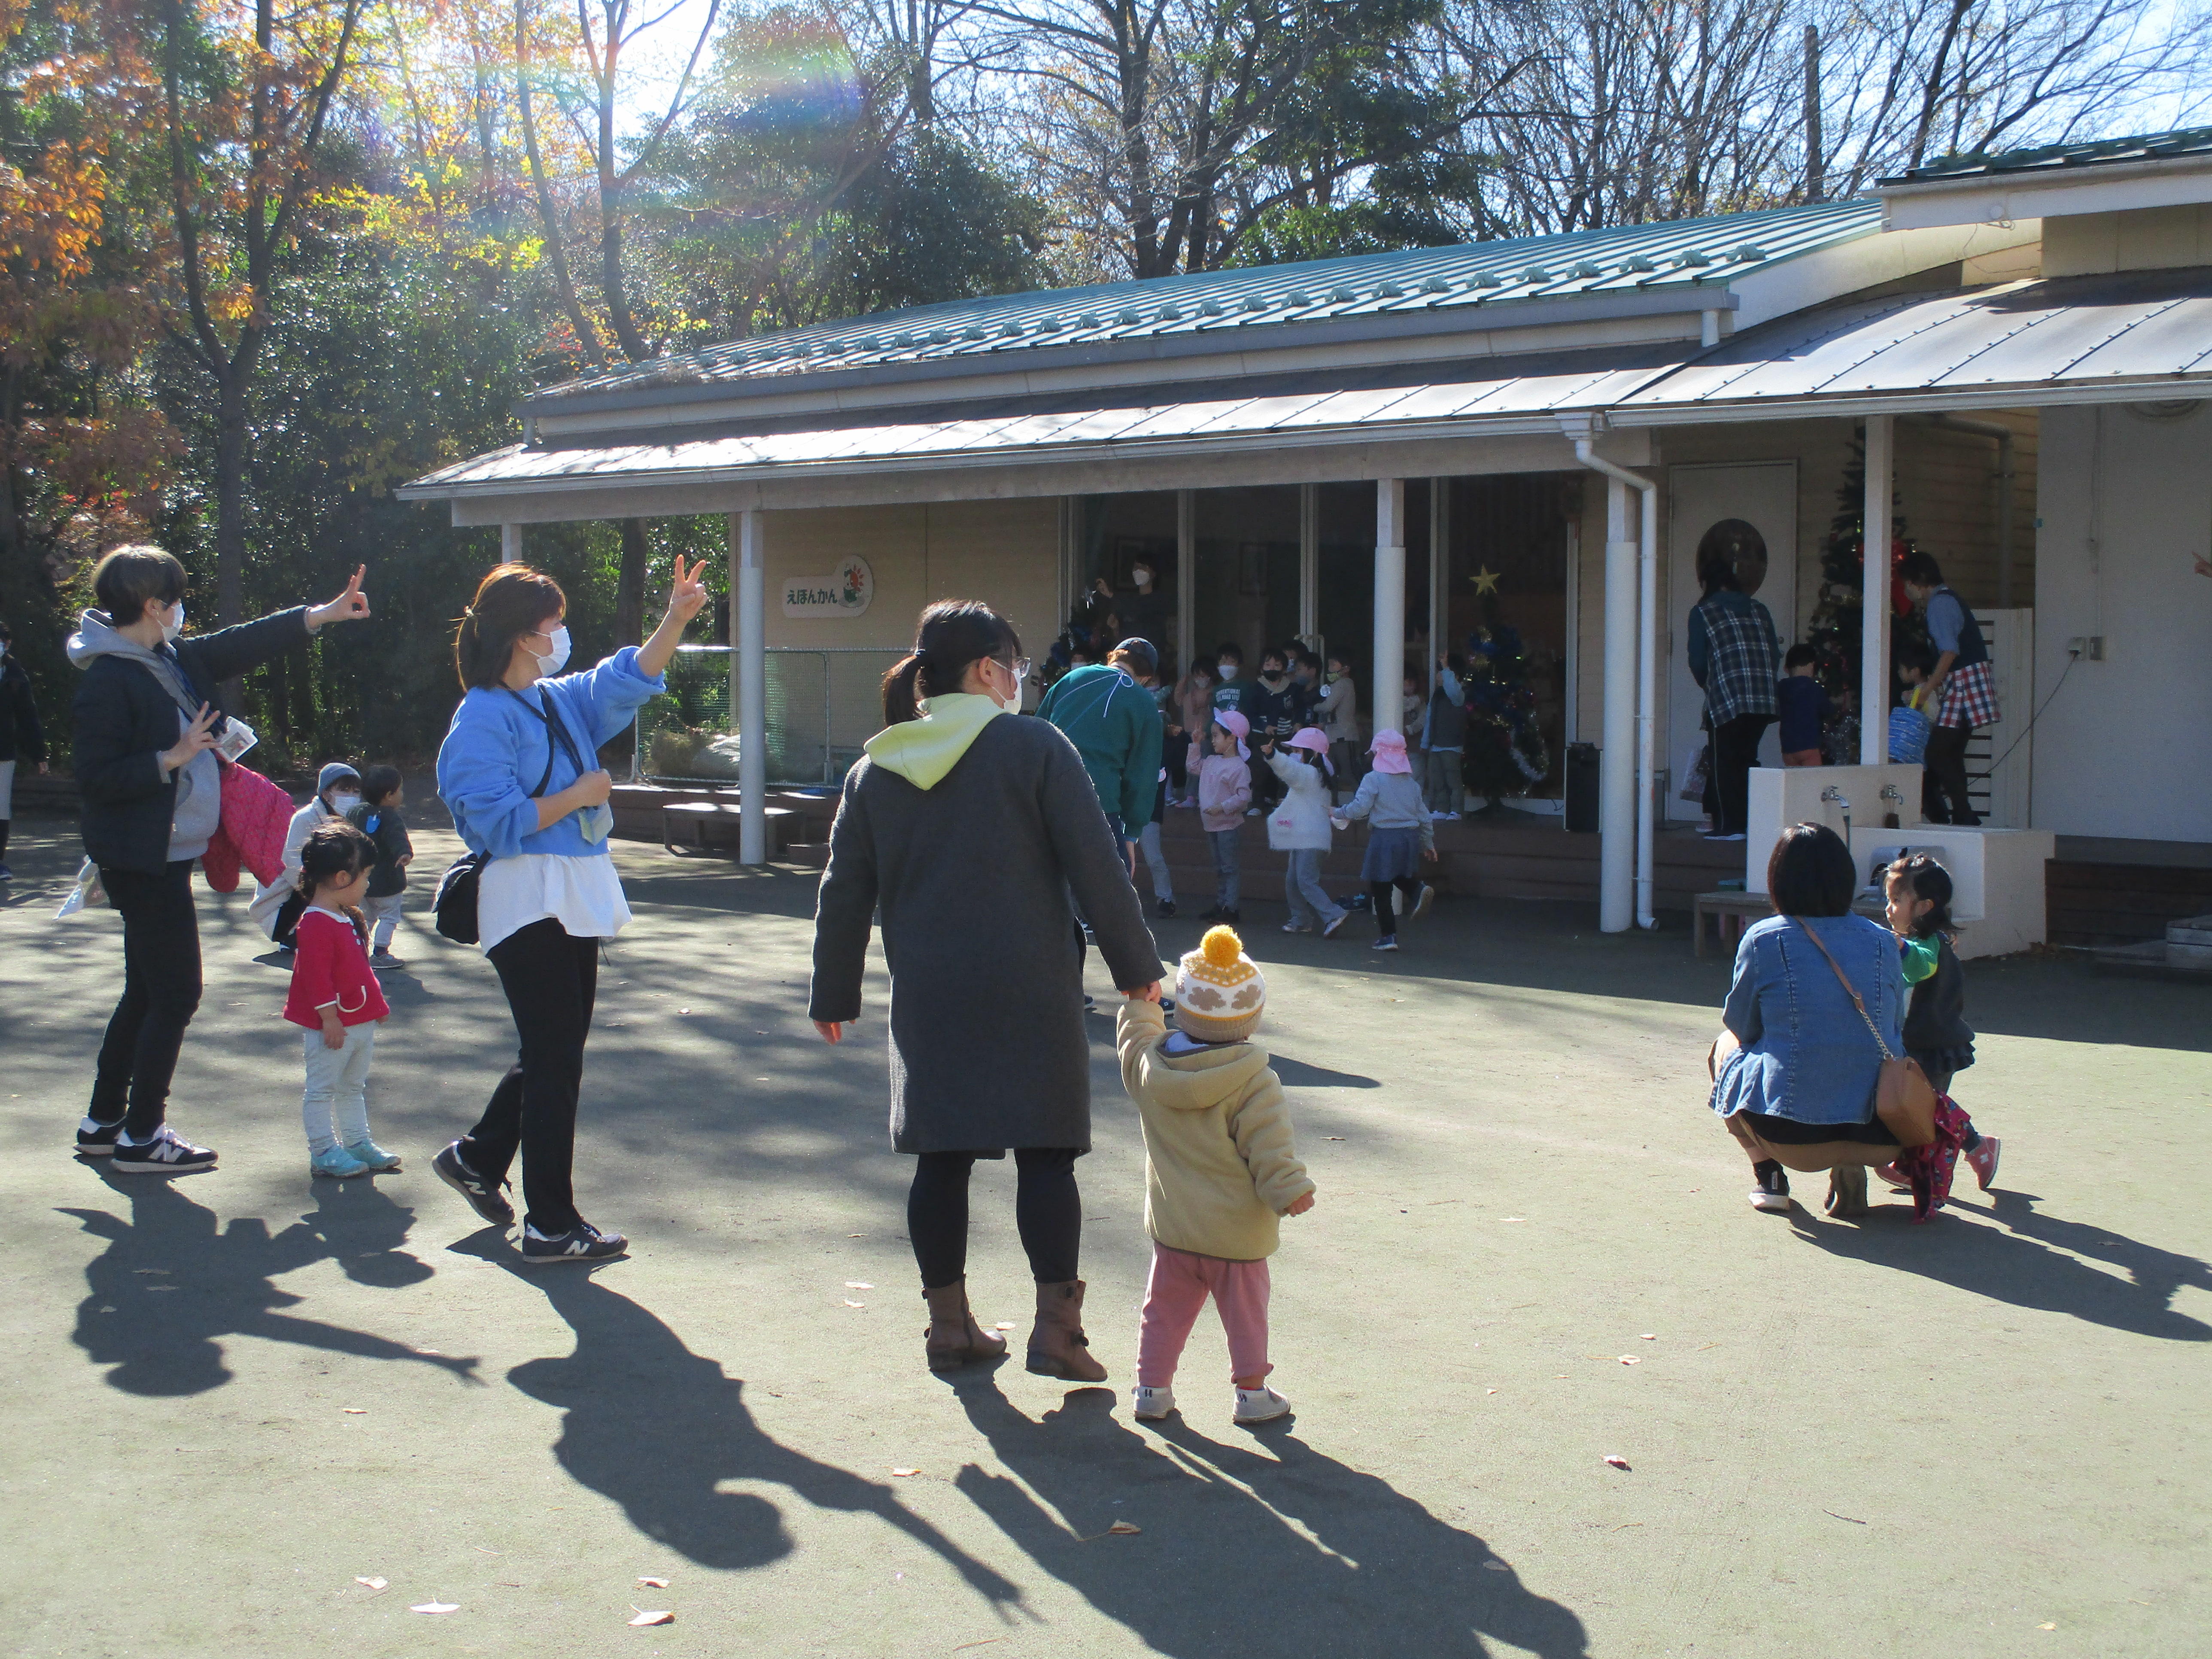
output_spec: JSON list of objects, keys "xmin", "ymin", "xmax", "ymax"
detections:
[
  {"xmin": 950, "ymin": 1379, "xmax": 1589, "ymax": 1658},
  {"xmin": 59, "ymin": 1173, "xmax": 482, "ymax": 1394},
  {"xmin": 472, "ymin": 1251, "xmax": 1028, "ymax": 1611},
  {"xmin": 1788, "ymin": 1190, "xmax": 2212, "ymax": 1341}
]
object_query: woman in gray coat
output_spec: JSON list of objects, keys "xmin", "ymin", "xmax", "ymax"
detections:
[{"xmin": 811, "ymin": 600, "xmax": 1164, "ymax": 1381}]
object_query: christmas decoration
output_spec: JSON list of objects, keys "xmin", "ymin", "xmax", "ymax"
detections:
[
  {"xmin": 1803, "ymin": 431, "xmax": 1928, "ymax": 757},
  {"xmin": 1458, "ymin": 617, "xmax": 1550, "ymax": 805}
]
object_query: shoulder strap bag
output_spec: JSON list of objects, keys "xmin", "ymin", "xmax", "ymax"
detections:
[
  {"xmin": 1793, "ymin": 920, "xmax": 1939, "ymax": 1148},
  {"xmin": 431, "ymin": 689, "xmax": 582, "ymax": 945}
]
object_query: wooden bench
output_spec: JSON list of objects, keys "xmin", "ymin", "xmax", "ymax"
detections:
[
  {"xmin": 1692, "ymin": 891, "xmax": 1769, "ymax": 959},
  {"xmin": 662, "ymin": 801, "xmax": 797, "ymax": 857}
]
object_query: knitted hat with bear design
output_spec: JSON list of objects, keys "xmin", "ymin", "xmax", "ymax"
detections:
[{"xmin": 1173, "ymin": 925, "xmax": 1267, "ymax": 1044}]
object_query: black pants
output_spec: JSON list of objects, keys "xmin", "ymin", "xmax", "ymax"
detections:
[
  {"xmin": 1705, "ymin": 714, "xmax": 1771, "ymax": 836},
  {"xmin": 90, "ymin": 861, "xmax": 203, "ymax": 1137},
  {"xmin": 1370, "ymin": 876, "xmax": 1422, "ymax": 937},
  {"xmin": 908, "ymin": 1147, "xmax": 1082, "ymax": 1290},
  {"xmin": 1921, "ymin": 724, "xmax": 1980, "ymax": 825},
  {"xmin": 462, "ymin": 918, "xmax": 599, "ymax": 1234},
  {"xmin": 0, "ymin": 816, "xmax": 11, "ymax": 863}
]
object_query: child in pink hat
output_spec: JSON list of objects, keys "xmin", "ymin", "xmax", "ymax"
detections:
[
  {"xmin": 1330, "ymin": 729, "xmax": 1437, "ymax": 951},
  {"xmin": 1196, "ymin": 710, "xmax": 1252, "ymax": 922},
  {"xmin": 1260, "ymin": 728, "xmax": 1346, "ymax": 936}
]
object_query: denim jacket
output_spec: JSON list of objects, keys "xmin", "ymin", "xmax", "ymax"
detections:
[{"xmin": 1710, "ymin": 913, "xmax": 1905, "ymax": 1126}]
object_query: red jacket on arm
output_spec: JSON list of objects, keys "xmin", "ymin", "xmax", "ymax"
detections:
[{"xmin": 283, "ymin": 908, "xmax": 390, "ymax": 1029}]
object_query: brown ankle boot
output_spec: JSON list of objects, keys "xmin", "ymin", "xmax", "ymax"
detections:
[
  {"xmin": 922, "ymin": 1279, "xmax": 1006, "ymax": 1372},
  {"xmin": 1025, "ymin": 1279, "xmax": 1107, "ymax": 1382}
]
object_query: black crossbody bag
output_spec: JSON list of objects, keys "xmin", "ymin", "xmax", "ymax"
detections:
[{"xmin": 433, "ymin": 689, "xmax": 591, "ymax": 945}]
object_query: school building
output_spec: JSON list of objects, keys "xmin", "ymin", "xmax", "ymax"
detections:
[{"xmin": 401, "ymin": 126, "xmax": 2212, "ymax": 951}]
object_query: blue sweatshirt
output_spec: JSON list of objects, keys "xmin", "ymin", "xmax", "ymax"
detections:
[{"xmin": 437, "ymin": 647, "xmax": 665, "ymax": 860}]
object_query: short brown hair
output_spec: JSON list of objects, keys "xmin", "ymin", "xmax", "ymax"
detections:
[
  {"xmin": 91, "ymin": 544, "xmax": 187, "ymax": 624},
  {"xmin": 455, "ymin": 563, "xmax": 565, "ymax": 690},
  {"xmin": 1766, "ymin": 822, "xmax": 1859, "ymax": 918}
]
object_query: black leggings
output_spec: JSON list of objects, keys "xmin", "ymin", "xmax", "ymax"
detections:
[
  {"xmin": 908, "ymin": 1148, "xmax": 1082, "ymax": 1290},
  {"xmin": 1370, "ymin": 876, "xmax": 1422, "ymax": 936},
  {"xmin": 462, "ymin": 918, "xmax": 599, "ymax": 1234},
  {"xmin": 91, "ymin": 861, "xmax": 202, "ymax": 1136}
]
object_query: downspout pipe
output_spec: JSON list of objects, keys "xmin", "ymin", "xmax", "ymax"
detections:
[
  {"xmin": 1572, "ymin": 437, "xmax": 1661, "ymax": 931},
  {"xmin": 1905, "ymin": 412, "xmax": 2015, "ymax": 608}
]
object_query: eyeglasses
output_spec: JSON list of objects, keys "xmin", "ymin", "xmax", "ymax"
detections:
[{"xmin": 998, "ymin": 656, "xmax": 1033, "ymax": 683}]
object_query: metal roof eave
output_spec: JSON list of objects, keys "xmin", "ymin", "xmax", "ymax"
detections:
[
  {"xmin": 517, "ymin": 287, "xmax": 1742, "ymax": 428},
  {"xmin": 1612, "ymin": 370, "xmax": 2212, "ymax": 427}
]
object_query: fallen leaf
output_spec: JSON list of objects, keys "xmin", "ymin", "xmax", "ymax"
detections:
[
  {"xmin": 678, "ymin": 1008, "xmax": 692, "ymax": 1015},
  {"xmin": 636, "ymin": 1577, "xmax": 669, "ymax": 1589},
  {"xmin": 1603, "ymin": 1455, "xmax": 1631, "ymax": 1470},
  {"xmin": 474, "ymin": 1546, "xmax": 501, "ymax": 1556},
  {"xmin": 994, "ymin": 1321, "xmax": 1016, "ymax": 1331},
  {"xmin": 629, "ymin": 1608, "xmax": 675, "ymax": 1627},
  {"xmin": 1486, "ymin": 1389, "xmax": 1498, "ymax": 1395},
  {"xmin": 1502, "ymin": 1217, "xmax": 1526, "ymax": 1223},
  {"xmin": 1640, "ymin": 1334, "xmax": 1657, "ymax": 1341},
  {"xmin": 2038, "ymin": 1623, "xmax": 2056, "ymax": 1631},
  {"xmin": 1108, "ymin": 1521, "xmax": 1141, "ymax": 1535},
  {"xmin": 842, "ymin": 1299, "xmax": 866, "ymax": 1308},
  {"xmin": 410, "ymin": 1601, "xmax": 459, "ymax": 1615},
  {"xmin": 844, "ymin": 1281, "xmax": 874, "ymax": 1290},
  {"xmin": 1620, "ymin": 1356, "xmax": 1641, "ymax": 1365},
  {"xmin": 342, "ymin": 1407, "xmax": 367, "ymax": 1414},
  {"xmin": 891, "ymin": 1467, "xmax": 921, "ymax": 1477},
  {"xmin": 354, "ymin": 1577, "xmax": 387, "ymax": 1590},
  {"xmin": 1324, "ymin": 1136, "xmax": 1345, "ymax": 1141}
]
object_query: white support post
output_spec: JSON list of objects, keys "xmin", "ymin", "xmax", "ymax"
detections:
[
  {"xmin": 1860, "ymin": 415, "xmax": 1893, "ymax": 765},
  {"xmin": 501, "ymin": 523, "xmax": 521, "ymax": 562},
  {"xmin": 1176, "ymin": 489, "xmax": 1196, "ymax": 675},
  {"xmin": 1428, "ymin": 477, "xmax": 1448, "ymax": 662},
  {"xmin": 1298, "ymin": 483, "xmax": 1319, "ymax": 644},
  {"xmin": 735, "ymin": 510, "xmax": 768, "ymax": 865},
  {"xmin": 1601, "ymin": 477, "xmax": 1638, "ymax": 933},
  {"xmin": 1373, "ymin": 480, "xmax": 1407, "ymax": 745}
]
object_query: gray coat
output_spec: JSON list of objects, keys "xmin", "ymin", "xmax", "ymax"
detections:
[{"xmin": 809, "ymin": 714, "xmax": 1164, "ymax": 1154}]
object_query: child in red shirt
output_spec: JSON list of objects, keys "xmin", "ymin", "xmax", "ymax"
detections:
[{"xmin": 285, "ymin": 821, "xmax": 395, "ymax": 1178}]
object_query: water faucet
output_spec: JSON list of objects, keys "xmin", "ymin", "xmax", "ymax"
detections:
[
  {"xmin": 1820, "ymin": 785, "xmax": 1850, "ymax": 813},
  {"xmin": 1880, "ymin": 783, "xmax": 1904, "ymax": 805}
]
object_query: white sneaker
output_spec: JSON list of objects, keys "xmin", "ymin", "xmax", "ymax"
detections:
[
  {"xmin": 1408, "ymin": 883, "xmax": 1435, "ymax": 921},
  {"xmin": 1322, "ymin": 912, "xmax": 1348, "ymax": 937},
  {"xmin": 1132, "ymin": 1384, "xmax": 1176, "ymax": 1421},
  {"xmin": 1234, "ymin": 1385, "xmax": 1291, "ymax": 1425},
  {"xmin": 1281, "ymin": 921, "xmax": 1312, "ymax": 933}
]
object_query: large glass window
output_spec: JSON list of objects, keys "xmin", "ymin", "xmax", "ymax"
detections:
[
  {"xmin": 1192, "ymin": 486, "xmax": 1301, "ymax": 670},
  {"xmin": 1078, "ymin": 491, "xmax": 1180, "ymax": 669},
  {"xmin": 1441, "ymin": 474, "xmax": 1576, "ymax": 797}
]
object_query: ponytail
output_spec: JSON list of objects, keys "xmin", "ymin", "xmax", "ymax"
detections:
[
  {"xmin": 298, "ymin": 819, "xmax": 374, "ymax": 940},
  {"xmin": 1887, "ymin": 852, "xmax": 1957, "ymax": 939},
  {"xmin": 455, "ymin": 562, "xmax": 566, "ymax": 691},
  {"xmin": 880, "ymin": 599, "xmax": 1022, "ymax": 725}
]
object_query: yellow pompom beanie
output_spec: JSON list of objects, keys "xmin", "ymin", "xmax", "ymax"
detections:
[{"xmin": 1173, "ymin": 925, "xmax": 1267, "ymax": 1044}]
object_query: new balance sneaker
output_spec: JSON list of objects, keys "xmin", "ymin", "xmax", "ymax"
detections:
[
  {"xmin": 432, "ymin": 1140, "xmax": 515, "ymax": 1228},
  {"xmin": 1749, "ymin": 1160, "xmax": 1791, "ymax": 1212},
  {"xmin": 110, "ymin": 1124, "xmax": 217, "ymax": 1175},
  {"xmin": 1371, "ymin": 935, "xmax": 1400, "ymax": 951},
  {"xmin": 311, "ymin": 1145, "xmax": 371, "ymax": 1179},
  {"xmin": 343, "ymin": 1139, "xmax": 402, "ymax": 1173},
  {"xmin": 519, "ymin": 1219, "xmax": 628, "ymax": 1267},
  {"xmin": 1964, "ymin": 1135, "xmax": 2002, "ymax": 1191},
  {"xmin": 1132, "ymin": 1384, "xmax": 1176, "ymax": 1422},
  {"xmin": 1234, "ymin": 1385, "xmax": 1292, "ymax": 1425},
  {"xmin": 1408, "ymin": 884, "xmax": 1436, "ymax": 921},
  {"xmin": 370, "ymin": 949, "xmax": 404, "ymax": 968},
  {"xmin": 75, "ymin": 1116, "xmax": 124, "ymax": 1158}
]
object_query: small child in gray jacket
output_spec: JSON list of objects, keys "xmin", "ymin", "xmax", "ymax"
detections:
[{"xmin": 1331, "ymin": 728, "xmax": 1436, "ymax": 951}]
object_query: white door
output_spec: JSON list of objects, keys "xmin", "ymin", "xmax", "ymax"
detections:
[{"xmin": 1666, "ymin": 462, "xmax": 1799, "ymax": 821}]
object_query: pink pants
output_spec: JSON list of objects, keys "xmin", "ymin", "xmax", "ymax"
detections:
[{"xmin": 1136, "ymin": 1243, "xmax": 1271, "ymax": 1387}]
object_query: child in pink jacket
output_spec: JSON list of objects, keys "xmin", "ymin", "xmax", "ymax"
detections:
[{"xmin": 1197, "ymin": 710, "xmax": 1252, "ymax": 922}]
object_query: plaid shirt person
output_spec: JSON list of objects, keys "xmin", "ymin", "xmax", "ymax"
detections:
[
  {"xmin": 1690, "ymin": 592, "xmax": 1782, "ymax": 726},
  {"xmin": 1937, "ymin": 659, "xmax": 1999, "ymax": 729}
]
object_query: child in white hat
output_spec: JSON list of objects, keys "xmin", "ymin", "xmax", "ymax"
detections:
[{"xmin": 1115, "ymin": 926, "xmax": 1316, "ymax": 1426}]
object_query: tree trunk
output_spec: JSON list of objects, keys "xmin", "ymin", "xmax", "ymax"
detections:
[
  {"xmin": 616, "ymin": 517, "xmax": 650, "ymax": 645},
  {"xmin": 214, "ymin": 362, "xmax": 250, "ymax": 708}
]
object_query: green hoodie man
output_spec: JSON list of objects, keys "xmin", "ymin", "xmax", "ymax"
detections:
[{"xmin": 1036, "ymin": 662, "xmax": 1164, "ymax": 834}]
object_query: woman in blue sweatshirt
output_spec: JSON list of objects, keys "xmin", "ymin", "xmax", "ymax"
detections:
[{"xmin": 432, "ymin": 557, "xmax": 706, "ymax": 1265}]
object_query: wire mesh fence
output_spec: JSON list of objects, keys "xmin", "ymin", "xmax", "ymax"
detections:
[{"xmin": 632, "ymin": 645, "xmax": 905, "ymax": 787}]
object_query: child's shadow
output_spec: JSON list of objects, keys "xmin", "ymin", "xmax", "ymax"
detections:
[
  {"xmin": 59, "ymin": 1174, "xmax": 480, "ymax": 1395},
  {"xmin": 481, "ymin": 1253, "xmax": 1025, "ymax": 1613},
  {"xmin": 951, "ymin": 1382, "xmax": 1588, "ymax": 1658}
]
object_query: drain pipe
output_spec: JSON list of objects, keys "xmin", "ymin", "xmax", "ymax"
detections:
[{"xmin": 1571, "ymin": 432, "xmax": 1661, "ymax": 931}]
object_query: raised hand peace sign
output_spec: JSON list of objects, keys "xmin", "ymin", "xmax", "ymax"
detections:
[
  {"xmin": 309, "ymin": 566, "xmax": 371, "ymax": 629},
  {"xmin": 664, "ymin": 555, "xmax": 710, "ymax": 628}
]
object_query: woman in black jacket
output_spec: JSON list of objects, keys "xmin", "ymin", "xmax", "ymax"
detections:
[
  {"xmin": 68, "ymin": 545, "xmax": 373, "ymax": 1173},
  {"xmin": 0, "ymin": 617, "xmax": 50, "ymax": 879}
]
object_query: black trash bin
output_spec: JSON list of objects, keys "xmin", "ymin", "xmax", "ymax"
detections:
[{"xmin": 1565, "ymin": 742, "xmax": 1600, "ymax": 833}]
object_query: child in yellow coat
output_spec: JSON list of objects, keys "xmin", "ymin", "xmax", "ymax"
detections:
[{"xmin": 1116, "ymin": 926, "xmax": 1316, "ymax": 1425}]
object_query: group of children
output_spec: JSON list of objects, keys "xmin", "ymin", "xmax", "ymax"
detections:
[{"xmin": 261, "ymin": 761, "xmax": 416, "ymax": 1178}]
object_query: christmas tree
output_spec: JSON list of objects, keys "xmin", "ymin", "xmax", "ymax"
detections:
[
  {"xmin": 1804, "ymin": 431, "xmax": 1926, "ymax": 756},
  {"xmin": 1458, "ymin": 610, "xmax": 1550, "ymax": 808}
]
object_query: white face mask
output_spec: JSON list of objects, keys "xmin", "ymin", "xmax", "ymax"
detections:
[
  {"xmin": 329, "ymin": 792, "xmax": 362, "ymax": 816},
  {"xmin": 1133, "ymin": 567, "xmax": 1153, "ymax": 590},
  {"xmin": 1218, "ymin": 662, "xmax": 1238, "ymax": 679},
  {"xmin": 532, "ymin": 624, "xmax": 571, "ymax": 678},
  {"xmin": 161, "ymin": 602, "xmax": 185, "ymax": 644}
]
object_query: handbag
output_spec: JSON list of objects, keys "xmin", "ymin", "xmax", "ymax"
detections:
[
  {"xmin": 1887, "ymin": 694, "xmax": 1931, "ymax": 766},
  {"xmin": 1793, "ymin": 920, "xmax": 1939, "ymax": 1148},
  {"xmin": 432, "ymin": 688, "xmax": 586, "ymax": 945},
  {"xmin": 1678, "ymin": 743, "xmax": 1711, "ymax": 803}
]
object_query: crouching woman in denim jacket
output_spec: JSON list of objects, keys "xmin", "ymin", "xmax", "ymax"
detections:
[
  {"xmin": 1709, "ymin": 822, "xmax": 1906, "ymax": 1218},
  {"xmin": 433, "ymin": 557, "xmax": 707, "ymax": 1265}
]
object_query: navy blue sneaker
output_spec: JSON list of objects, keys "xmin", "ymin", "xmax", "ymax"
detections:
[
  {"xmin": 111, "ymin": 1124, "xmax": 217, "ymax": 1174},
  {"xmin": 75, "ymin": 1116, "xmax": 124, "ymax": 1158},
  {"xmin": 520, "ymin": 1220, "xmax": 628, "ymax": 1267},
  {"xmin": 433, "ymin": 1141, "xmax": 514, "ymax": 1228}
]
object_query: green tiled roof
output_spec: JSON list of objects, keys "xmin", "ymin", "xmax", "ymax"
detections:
[
  {"xmin": 1887, "ymin": 125, "xmax": 2212, "ymax": 186},
  {"xmin": 529, "ymin": 198, "xmax": 1884, "ymax": 407}
]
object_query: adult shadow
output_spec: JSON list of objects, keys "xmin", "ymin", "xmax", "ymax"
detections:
[
  {"xmin": 488, "ymin": 1259, "xmax": 1025, "ymax": 1612},
  {"xmin": 1268, "ymin": 1054, "xmax": 1381, "ymax": 1090},
  {"xmin": 59, "ymin": 1174, "xmax": 481, "ymax": 1395},
  {"xmin": 1787, "ymin": 1191, "xmax": 2212, "ymax": 1342},
  {"xmin": 950, "ymin": 1382, "xmax": 1588, "ymax": 1659}
]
